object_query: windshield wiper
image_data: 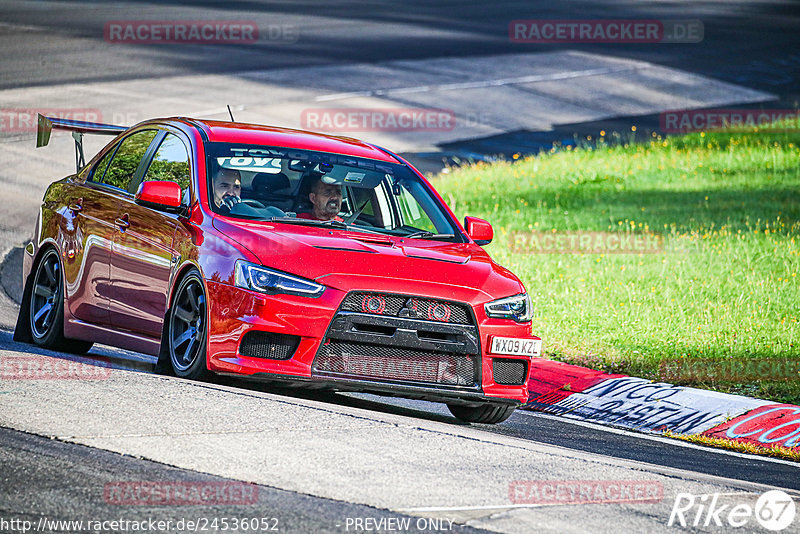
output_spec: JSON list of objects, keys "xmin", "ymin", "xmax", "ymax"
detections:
[
  {"xmin": 268, "ymin": 217, "xmax": 348, "ymax": 229},
  {"xmin": 267, "ymin": 217, "xmax": 388, "ymax": 236},
  {"xmin": 404, "ymin": 231, "xmax": 455, "ymax": 239}
]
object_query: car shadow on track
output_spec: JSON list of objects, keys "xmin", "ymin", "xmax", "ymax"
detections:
[
  {"xmin": 0, "ymin": 328, "xmax": 466, "ymax": 425},
  {"xmin": 217, "ymin": 374, "xmax": 469, "ymax": 426}
]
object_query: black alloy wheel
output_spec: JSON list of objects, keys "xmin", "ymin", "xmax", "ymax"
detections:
[
  {"xmin": 28, "ymin": 248, "xmax": 93, "ymax": 353},
  {"xmin": 29, "ymin": 249, "xmax": 61, "ymax": 342},
  {"xmin": 168, "ymin": 271, "xmax": 209, "ymax": 379}
]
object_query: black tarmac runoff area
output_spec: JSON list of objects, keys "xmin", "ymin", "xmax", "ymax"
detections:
[
  {"xmin": 0, "ymin": 426, "xmax": 489, "ymax": 534},
  {"xmin": 1, "ymin": 1, "xmax": 798, "ymax": 158}
]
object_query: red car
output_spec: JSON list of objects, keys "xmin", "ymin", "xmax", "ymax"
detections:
[{"xmin": 15, "ymin": 114, "xmax": 542, "ymax": 424}]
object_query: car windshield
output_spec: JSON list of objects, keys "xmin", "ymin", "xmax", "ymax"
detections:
[{"xmin": 205, "ymin": 143, "xmax": 460, "ymax": 240}]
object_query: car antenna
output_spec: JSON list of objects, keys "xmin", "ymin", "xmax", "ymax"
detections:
[{"xmin": 227, "ymin": 105, "xmax": 235, "ymax": 122}]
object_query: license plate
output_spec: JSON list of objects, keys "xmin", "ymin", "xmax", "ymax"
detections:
[{"xmin": 490, "ymin": 336, "xmax": 542, "ymax": 357}]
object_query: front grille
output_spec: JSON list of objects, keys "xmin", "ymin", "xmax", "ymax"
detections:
[
  {"xmin": 313, "ymin": 341, "xmax": 478, "ymax": 387},
  {"xmin": 341, "ymin": 292, "xmax": 472, "ymax": 325},
  {"xmin": 240, "ymin": 331, "xmax": 300, "ymax": 360},
  {"xmin": 313, "ymin": 292, "xmax": 481, "ymax": 390},
  {"xmin": 492, "ymin": 358, "xmax": 528, "ymax": 385}
]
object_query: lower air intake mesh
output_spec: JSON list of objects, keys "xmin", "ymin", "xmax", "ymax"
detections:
[
  {"xmin": 240, "ymin": 331, "xmax": 300, "ymax": 360},
  {"xmin": 313, "ymin": 341, "xmax": 477, "ymax": 387},
  {"xmin": 492, "ymin": 358, "xmax": 527, "ymax": 385}
]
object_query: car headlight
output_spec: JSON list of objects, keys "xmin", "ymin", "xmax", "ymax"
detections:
[
  {"xmin": 484, "ymin": 293, "xmax": 532, "ymax": 322},
  {"xmin": 234, "ymin": 261, "xmax": 325, "ymax": 298}
]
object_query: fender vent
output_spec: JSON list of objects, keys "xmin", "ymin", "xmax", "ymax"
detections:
[{"xmin": 240, "ymin": 331, "xmax": 300, "ymax": 360}]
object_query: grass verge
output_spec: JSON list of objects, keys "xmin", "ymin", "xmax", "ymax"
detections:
[
  {"xmin": 434, "ymin": 124, "xmax": 800, "ymax": 404},
  {"xmin": 663, "ymin": 431, "xmax": 800, "ymax": 462}
]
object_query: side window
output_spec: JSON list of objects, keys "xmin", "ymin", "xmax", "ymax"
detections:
[
  {"xmin": 143, "ymin": 134, "xmax": 192, "ymax": 203},
  {"xmin": 395, "ymin": 182, "xmax": 436, "ymax": 232},
  {"xmin": 92, "ymin": 143, "xmax": 118, "ymax": 183},
  {"xmin": 99, "ymin": 130, "xmax": 158, "ymax": 192}
]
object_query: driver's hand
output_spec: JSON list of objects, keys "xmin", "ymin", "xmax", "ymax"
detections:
[{"xmin": 220, "ymin": 195, "xmax": 241, "ymax": 211}]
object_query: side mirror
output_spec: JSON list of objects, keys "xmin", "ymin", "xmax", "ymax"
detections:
[
  {"xmin": 464, "ymin": 216, "xmax": 493, "ymax": 246},
  {"xmin": 135, "ymin": 181, "xmax": 183, "ymax": 212}
]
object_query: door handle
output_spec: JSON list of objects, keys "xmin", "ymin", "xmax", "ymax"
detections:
[{"xmin": 115, "ymin": 215, "xmax": 130, "ymax": 230}]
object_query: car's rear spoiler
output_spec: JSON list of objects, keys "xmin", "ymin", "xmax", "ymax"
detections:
[{"xmin": 37, "ymin": 113, "xmax": 127, "ymax": 172}]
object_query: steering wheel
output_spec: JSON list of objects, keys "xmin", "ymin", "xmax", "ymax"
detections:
[{"xmin": 241, "ymin": 199, "xmax": 266, "ymax": 208}]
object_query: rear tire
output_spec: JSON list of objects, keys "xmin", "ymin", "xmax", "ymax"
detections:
[
  {"xmin": 447, "ymin": 403, "xmax": 516, "ymax": 424},
  {"xmin": 167, "ymin": 271, "xmax": 209, "ymax": 380},
  {"xmin": 28, "ymin": 248, "xmax": 93, "ymax": 354}
]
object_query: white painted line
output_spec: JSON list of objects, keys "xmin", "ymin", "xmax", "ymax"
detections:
[
  {"xmin": 400, "ymin": 493, "xmax": 751, "ymax": 513},
  {"xmin": 61, "ymin": 423, "xmax": 379, "ymax": 440},
  {"xmin": 316, "ymin": 90, "xmax": 373, "ymax": 101},
  {"xmin": 400, "ymin": 502, "xmax": 625, "ymax": 513},
  {"xmin": 315, "ymin": 65, "xmax": 648, "ymax": 102},
  {"xmin": 0, "ymin": 22, "xmax": 46, "ymax": 32}
]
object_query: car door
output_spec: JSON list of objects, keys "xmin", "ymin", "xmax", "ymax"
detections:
[
  {"xmin": 109, "ymin": 131, "xmax": 192, "ymax": 338},
  {"xmin": 64, "ymin": 130, "xmax": 155, "ymax": 325}
]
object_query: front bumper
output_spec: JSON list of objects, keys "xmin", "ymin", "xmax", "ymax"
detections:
[{"xmin": 205, "ymin": 281, "xmax": 536, "ymax": 405}]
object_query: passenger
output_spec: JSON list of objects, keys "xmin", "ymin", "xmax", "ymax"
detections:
[
  {"xmin": 297, "ymin": 177, "xmax": 344, "ymax": 221},
  {"xmin": 212, "ymin": 168, "xmax": 242, "ymax": 213}
]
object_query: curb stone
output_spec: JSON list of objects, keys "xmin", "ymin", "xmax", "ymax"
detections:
[{"xmin": 523, "ymin": 359, "xmax": 800, "ymax": 451}]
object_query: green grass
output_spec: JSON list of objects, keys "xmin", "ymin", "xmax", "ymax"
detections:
[
  {"xmin": 663, "ymin": 431, "xmax": 800, "ymax": 462},
  {"xmin": 434, "ymin": 125, "xmax": 800, "ymax": 403}
]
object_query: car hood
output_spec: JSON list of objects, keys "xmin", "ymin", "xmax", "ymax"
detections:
[{"xmin": 212, "ymin": 219, "xmax": 524, "ymax": 304}]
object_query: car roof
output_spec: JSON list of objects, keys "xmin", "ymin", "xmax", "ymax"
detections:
[{"xmin": 168, "ymin": 118, "xmax": 401, "ymax": 164}]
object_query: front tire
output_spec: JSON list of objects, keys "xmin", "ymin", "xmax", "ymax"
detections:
[
  {"xmin": 28, "ymin": 248, "xmax": 93, "ymax": 354},
  {"xmin": 447, "ymin": 403, "xmax": 516, "ymax": 424},
  {"xmin": 167, "ymin": 271, "xmax": 209, "ymax": 380}
]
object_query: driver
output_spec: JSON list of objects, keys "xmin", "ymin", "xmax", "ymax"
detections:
[
  {"xmin": 213, "ymin": 168, "xmax": 242, "ymax": 213},
  {"xmin": 297, "ymin": 177, "xmax": 344, "ymax": 221}
]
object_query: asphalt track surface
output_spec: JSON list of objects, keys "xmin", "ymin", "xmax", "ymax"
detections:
[
  {"xmin": 1, "ymin": 324, "xmax": 799, "ymax": 533},
  {"xmin": 1, "ymin": 0, "xmax": 799, "ymax": 157},
  {"xmin": 1, "ymin": 0, "xmax": 798, "ymax": 94},
  {"xmin": 0, "ymin": 426, "xmax": 488, "ymax": 534},
  {"xmin": 1, "ymin": 320, "xmax": 799, "ymax": 494},
  {"xmin": 1, "ymin": 1, "xmax": 800, "ymax": 533}
]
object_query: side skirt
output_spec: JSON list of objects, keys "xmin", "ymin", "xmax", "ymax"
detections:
[{"xmin": 64, "ymin": 317, "xmax": 161, "ymax": 356}]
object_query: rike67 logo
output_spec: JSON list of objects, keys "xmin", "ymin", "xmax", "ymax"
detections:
[{"xmin": 668, "ymin": 490, "xmax": 796, "ymax": 531}]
